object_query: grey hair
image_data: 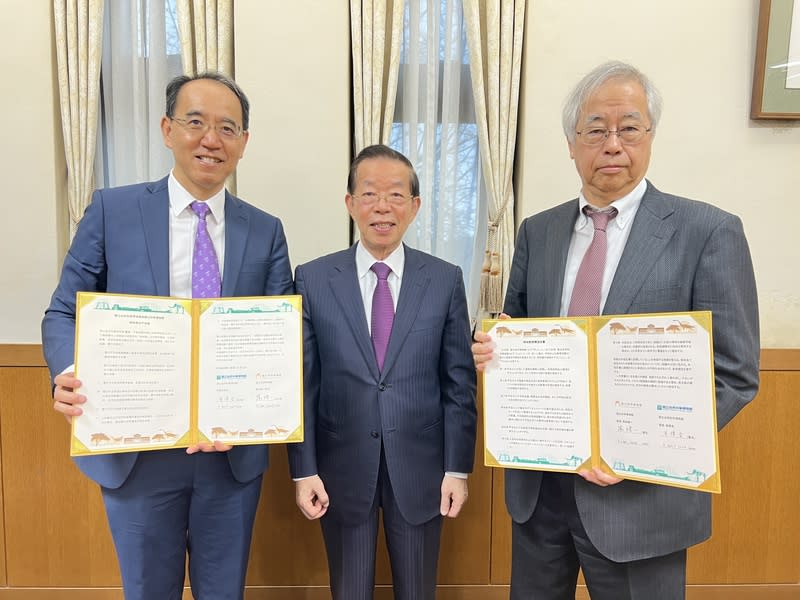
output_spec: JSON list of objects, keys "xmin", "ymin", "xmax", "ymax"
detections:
[
  {"xmin": 347, "ymin": 144, "xmax": 420, "ymax": 197},
  {"xmin": 166, "ymin": 71, "xmax": 250, "ymax": 131},
  {"xmin": 562, "ymin": 61, "xmax": 662, "ymax": 144}
]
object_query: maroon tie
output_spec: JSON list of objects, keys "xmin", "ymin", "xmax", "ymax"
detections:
[
  {"xmin": 567, "ymin": 206, "xmax": 618, "ymax": 316},
  {"xmin": 370, "ymin": 262, "xmax": 394, "ymax": 370}
]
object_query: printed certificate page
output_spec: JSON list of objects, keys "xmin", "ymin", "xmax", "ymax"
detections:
[
  {"xmin": 595, "ymin": 312, "xmax": 719, "ymax": 492},
  {"xmin": 482, "ymin": 318, "xmax": 592, "ymax": 473},
  {"xmin": 71, "ymin": 293, "xmax": 303, "ymax": 456},
  {"xmin": 72, "ymin": 293, "xmax": 193, "ymax": 454},
  {"xmin": 196, "ymin": 296, "xmax": 303, "ymax": 445}
]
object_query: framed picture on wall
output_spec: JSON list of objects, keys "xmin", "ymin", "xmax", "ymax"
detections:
[{"xmin": 751, "ymin": 0, "xmax": 800, "ymax": 119}]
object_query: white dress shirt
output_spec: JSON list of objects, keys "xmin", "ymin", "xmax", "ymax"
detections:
[
  {"xmin": 559, "ymin": 178, "xmax": 646, "ymax": 316},
  {"xmin": 167, "ymin": 172, "xmax": 226, "ymax": 298}
]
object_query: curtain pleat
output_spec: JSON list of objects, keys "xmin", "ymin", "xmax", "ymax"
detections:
[
  {"xmin": 464, "ymin": 0, "xmax": 525, "ymax": 314},
  {"xmin": 351, "ymin": 0, "xmax": 404, "ymax": 152},
  {"xmin": 54, "ymin": 0, "xmax": 104, "ymax": 234}
]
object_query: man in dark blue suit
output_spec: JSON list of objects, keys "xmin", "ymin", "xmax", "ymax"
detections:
[
  {"xmin": 42, "ymin": 72, "xmax": 293, "ymax": 600},
  {"xmin": 287, "ymin": 145, "xmax": 477, "ymax": 599}
]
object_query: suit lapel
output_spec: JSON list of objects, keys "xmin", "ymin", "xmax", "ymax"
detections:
[
  {"xmin": 328, "ymin": 246, "xmax": 381, "ymax": 380},
  {"xmin": 140, "ymin": 178, "xmax": 170, "ymax": 296},
  {"xmin": 543, "ymin": 202, "xmax": 578, "ymax": 316},
  {"xmin": 380, "ymin": 246, "xmax": 430, "ymax": 377},
  {"xmin": 221, "ymin": 192, "xmax": 250, "ymax": 297},
  {"xmin": 604, "ymin": 182, "xmax": 677, "ymax": 314}
]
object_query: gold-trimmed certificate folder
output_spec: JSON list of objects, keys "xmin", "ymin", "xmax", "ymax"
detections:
[
  {"xmin": 482, "ymin": 311, "xmax": 720, "ymax": 493},
  {"xmin": 71, "ymin": 292, "xmax": 303, "ymax": 456}
]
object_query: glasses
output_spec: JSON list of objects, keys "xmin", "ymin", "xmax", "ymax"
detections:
[
  {"xmin": 170, "ymin": 117, "xmax": 243, "ymax": 139},
  {"xmin": 575, "ymin": 125, "xmax": 651, "ymax": 146},
  {"xmin": 353, "ymin": 192, "xmax": 416, "ymax": 207}
]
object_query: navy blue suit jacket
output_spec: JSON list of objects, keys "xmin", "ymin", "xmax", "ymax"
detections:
[
  {"xmin": 287, "ymin": 244, "xmax": 477, "ymax": 526},
  {"xmin": 42, "ymin": 176, "xmax": 293, "ymax": 489}
]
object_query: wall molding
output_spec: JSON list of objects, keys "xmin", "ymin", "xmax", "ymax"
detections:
[
  {"xmin": 0, "ymin": 345, "xmax": 45, "ymax": 367},
  {"xmin": 759, "ymin": 348, "xmax": 800, "ymax": 371},
  {"xmin": 1, "ymin": 345, "xmax": 797, "ymax": 371},
  {"xmin": 0, "ymin": 585, "xmax": 795, "ymax": 599}
]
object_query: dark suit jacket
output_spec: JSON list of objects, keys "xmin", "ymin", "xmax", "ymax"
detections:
[
  {"xmin": 503, "ymin": 181, "xmax": 759, "ymax": 562},
  {"xmin": 287, "ymin": 244, "xmax": 477, "ymax": 526},
  {"xmin": 42, "ymin": 176, "xmax": 293, "ymax": 489}
]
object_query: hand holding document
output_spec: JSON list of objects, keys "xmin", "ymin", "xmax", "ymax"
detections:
[
  {"xmin": 482, "ymin": 312, "xmax": 720, "ymax": 493},
  {"xmin": 71, "ymin": 292, "xmax": 303, "ymax": 456}
]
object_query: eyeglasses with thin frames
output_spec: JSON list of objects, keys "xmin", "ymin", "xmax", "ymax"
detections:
[
  {"xmin": 575, "ymin": 125, "xmax": 651, "ymax": 146},
  {"xmin": 170, "ymin": 117, "xmax": 244, "ymax": 140},
  {"xmin": 352, "ymin": 192, "xmax": 416, "ymax": 208}
]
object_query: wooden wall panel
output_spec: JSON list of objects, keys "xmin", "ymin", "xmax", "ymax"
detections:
[
  {"xmin": 0, "ymin": 367, "xmax": 119, "ymax": 586},
  {"xmin": 489, "ymin": 365, "xmax": 800, "ymax": 586},
  {"xmin": 0, "ymin": 396, "xmax": 5, "ymax": 586},
  {"xmin": 687, "ymin": 370, "xmax": 800, "ymax": 583},
  {"xmin": 0, "ymin": 347, "xmax": 797, "ymax": 598}
]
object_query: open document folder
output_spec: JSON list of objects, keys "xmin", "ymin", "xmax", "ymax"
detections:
[
  {"xmin": 71, "ymin": 292, "xmax": 303, "ymax": 456},
  {"xmin": 482, "ymin": 311, "xmax": 720, "ymax": 493}
]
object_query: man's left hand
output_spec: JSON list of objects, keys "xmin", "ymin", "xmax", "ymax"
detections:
[
  {"xmin": 578, "ymin": 467, "xmax": 623, "ymax": 487},
  {"xmin": 440, "ymin": 475, "xmax": 468, "ymax": 517}
]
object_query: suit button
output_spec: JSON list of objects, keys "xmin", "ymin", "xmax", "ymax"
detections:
[
  {"xmin": 378, "ymin": 383, "xmax": 387, "ymax": 391},
  {"xmin": 370, "ymin": 430, "xmax": 379, "ymax": 439}
]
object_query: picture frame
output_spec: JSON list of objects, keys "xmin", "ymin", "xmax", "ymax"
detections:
[{"xmin": 751, "ymin": 0, "xmax": 800, "ymax": 119}]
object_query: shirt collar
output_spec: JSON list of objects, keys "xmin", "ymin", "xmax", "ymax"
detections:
[
  {"xmin": 575, "ymin": 178, "xmax": 647, "ymax": 232},
  {"xmin": 356, "ymin": 242, "xmax": 405, "ymax": 280},
  {"xmin": 168, "ymin": 171, "xmax": 226, "ymax": 221}
]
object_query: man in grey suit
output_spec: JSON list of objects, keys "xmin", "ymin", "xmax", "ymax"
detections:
[
  {"xmin": 287, "ymin": 144, "xmax": 477, "ymax": 599},
  {"xmin": 42, "ymin": 73, "xmax": 293, "ymax": 599},
  {"xmin": 473, "ymin": 61, "xmax": 759, "ymax": 599}
]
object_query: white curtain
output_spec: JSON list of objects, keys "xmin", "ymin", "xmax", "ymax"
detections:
[
  {"xmin": 351, "ymin": 0, "xmax": 405, "ymax": 151},
  {"xmin": 176, "ymin": 0, "xmax": 233, "ymax": 76},
  {"xmin": 390, "ymin": 0, "xmax": 487, "ymax": 316},
  {"xmin": 464, "ymin": 0, "xmax": 525, "ymax": 314},
  {"xmin": 54, "ymin": 0, "xmax": 104, "ymax": 233},
  {"xmin": 95, "ymin": 0, "xmax": 183, "ymax": 188}
]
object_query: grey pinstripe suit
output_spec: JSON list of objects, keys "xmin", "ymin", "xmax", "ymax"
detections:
[
  {"xmin": 503, "ymin": 181, "xmax": 759, "ymax": 589},
  {"xmin": 287, "ymin": 243, "xmax": 477, "ymax": 597}
]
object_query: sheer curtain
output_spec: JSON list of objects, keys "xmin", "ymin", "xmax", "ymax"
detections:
[
  {"xmin": 54, "ymin": 0, "xmax": 104, "ymax": 232},
  {"xmin": 95, "ymin": 0, "xmax": 183, "ymax": 188},
  {"xmin": 390, "ymin": 0, "xmax": 486, "ymax": 316}
]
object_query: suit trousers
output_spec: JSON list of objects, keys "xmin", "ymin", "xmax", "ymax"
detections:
[
  {"xmin": 510, "ymin": 472, "xmax": 686, "ymax": 600},
  {"xmin": 320, "ymin": 447, "xmax": 443, "ymax": 600},
  {"xmin": 101, "ymin": 449, "xmax": 263, "ymax": 600}
]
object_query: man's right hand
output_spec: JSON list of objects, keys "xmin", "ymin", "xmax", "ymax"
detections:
[
  {"xmin": 472, "ymin": 312, "xmax": 510, "ymax": 372},
  {"xmin": 53, "ymin": 372, "xmax": 86, "ymax": 422},
  {"xmin": 294, "ymin": 475, "xmax": 330, "ymax": 520}
]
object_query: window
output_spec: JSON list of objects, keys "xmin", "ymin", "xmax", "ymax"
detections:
[
  {"xmin": 95, "ymin": 0, "xmax": 183, "ymax": 188},
  {"xmin": 390, "ymin": 0, "xmax": 487, "ymax": 316}
]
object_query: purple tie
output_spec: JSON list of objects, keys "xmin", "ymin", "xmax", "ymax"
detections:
[
  {"xmin": 370, "ymin": 262, "xmax": 394, "ymax": 371},
  {"xmin": 191, "ymin": 201, "xmax": 221, "ymax": 298},
  {"xmin": 567, "ymin": 206, "xmax": 618, "ymax": 316}
]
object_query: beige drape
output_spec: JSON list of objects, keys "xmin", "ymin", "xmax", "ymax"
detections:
[
  {"xmin": 464, "ymin": 0, "xmax": 525, "ymax": 314},
  {"xmin": 54, "ymin": 0, "xmax": 104, "ymax": 233},
  {"xmin": 176, "ymin": 0, "xmax": 233, "ymax": 76},
  {"xmin": 176, "ymin": 0, "xmax": 234, "ymax": 191},
  {"xmin": 350, "ymin": 0, "xmax": 404, "ymax": 153}
]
